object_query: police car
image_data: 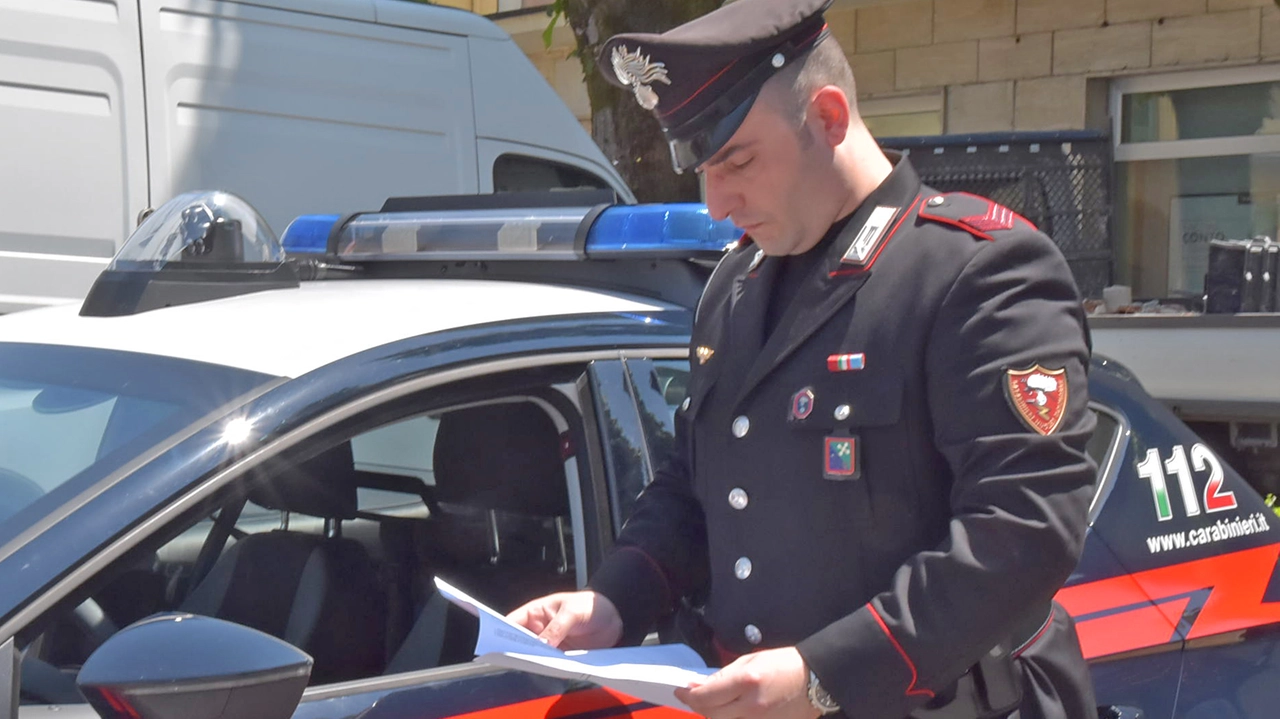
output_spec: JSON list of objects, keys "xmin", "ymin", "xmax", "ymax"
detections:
[{"xmin": 0, "ymin": 191, "xmax": 1274, "ymax": 719}]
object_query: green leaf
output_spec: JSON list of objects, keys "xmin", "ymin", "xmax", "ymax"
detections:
[{"xmin": 542, "ymin": 0, "xmax": 565, "ymax": 50}]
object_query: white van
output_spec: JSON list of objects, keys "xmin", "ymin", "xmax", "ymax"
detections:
[{"xmin": 0, "ymin": 0, "xmax": 632, "ymax": 313}]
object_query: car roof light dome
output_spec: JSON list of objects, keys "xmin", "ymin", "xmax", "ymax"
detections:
[{"xmin": 81, "ymin": 191, "xmax": 299, "ymax": 317}]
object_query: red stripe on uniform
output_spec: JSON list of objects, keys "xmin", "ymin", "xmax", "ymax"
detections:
[
  {"xmin": 869, "ymin": 604, "xmax": 935, "ymax": 700},
  {"xmin": 660, "ymin": 23, "xmax": 828, "ymax": 120},
  {"xmin": 658, "ymin": 60, "xmax": 740, "ymax": 118},
  {"xmin": 615, "ymin": 546, "xmax": 674, "ymax": 608},
  {"xmin": 1012, "ymin": 606, "xmax": 1055, "ymax": 658}
]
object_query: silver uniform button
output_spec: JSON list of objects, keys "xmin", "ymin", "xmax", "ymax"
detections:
[
  {"xmin": 728, "ymin": 488, "xmax": 749, "ymax": 510},
  {"xmin": 833, "ymin": 404, "xmax": 851, "ymax": 422},
  {"xmin": 681, "ymin": 396, "xmax": 691, "ymax": 412},
  {"xmin": 732, "ymin": 415, "xmax": 751, "ymax": 438},
  {"xmin": 928, "ymin": 195, "xmax": 945, "ymax": 207},
  {"xmin": 744, "ymin": 624, "xmax": 763, "ymax": 645},
  {"xmin": 735, "ymin": 557, "xmax": 753, "ymax": 579}
]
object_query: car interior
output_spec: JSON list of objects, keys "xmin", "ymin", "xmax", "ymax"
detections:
[{"xmin": 17, "ymin": 385, "xmax": 586, "ymax": 704}]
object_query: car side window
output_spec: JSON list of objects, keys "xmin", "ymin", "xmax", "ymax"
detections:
[
  {"xmin": 18, "ymin": 389, "xmax": 584, "ymax": 705},
  {"xmin": 1086, "ymin": 408, "xmax": 1121, "ymax": 470},
  {"xmin": 493, "ymin": 153, "xmax": 611, "ymax": 193},
  {"xmin": 647, "ymin": 360, "xmax": 691, "ymax": 424}
]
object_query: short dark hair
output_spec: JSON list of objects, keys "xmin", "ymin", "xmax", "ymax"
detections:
[{"xmin": 760, "ymin": 36, "xmax": 859, "ymax": 128}]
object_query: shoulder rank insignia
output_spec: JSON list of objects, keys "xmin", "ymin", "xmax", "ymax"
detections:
[
  {"xmin": 1005, "ymin": 365, "xmax": 1067, "ymax": 435},
  {"xmin": 611, "ymin": 45, "xmax": 671, "ymax": 111},
  {"xmin": 696, "ymin": 346, "xmax": 715, "ymax": 365},
  {"xmin": 919, "ymin": 192, "xmax": 1035, "ymax": 241}
]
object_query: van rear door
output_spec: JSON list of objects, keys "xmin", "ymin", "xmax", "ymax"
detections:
[
  {"xmin": 138, "ymin": 0, "xmax": 480, "ymax": 235},
  {"xmin": 0, "ymin": 0, "xmax": 150, "ymax": 313}
]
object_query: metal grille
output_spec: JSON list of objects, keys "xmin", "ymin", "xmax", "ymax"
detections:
[{"xmin": 881, "ymin": 132, "xmax": 1113, "ymax": 299}]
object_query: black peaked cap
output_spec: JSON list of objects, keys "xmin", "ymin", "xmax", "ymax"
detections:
[{"xmin": 599, "ymin": 0, "xmax": 832, "ymax": 173}]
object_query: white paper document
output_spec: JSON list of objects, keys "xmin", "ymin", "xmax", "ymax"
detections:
[{"xmin": 433, "ymin": 577, "xmax": 713, "ymax": 710}]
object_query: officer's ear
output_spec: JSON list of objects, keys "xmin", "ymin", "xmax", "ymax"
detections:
[{"xmin": 809, "ymin": 86, "xmax": 851, "ymax": 149}]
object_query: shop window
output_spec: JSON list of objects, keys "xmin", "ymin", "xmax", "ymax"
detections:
[{"xmin": 1113, "ymin": 66, "xmax": 1280, "ymax": 299}]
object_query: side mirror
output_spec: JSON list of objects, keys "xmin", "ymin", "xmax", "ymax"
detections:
[{"xmin": 76, "ymin": 613, "xmax": 311, "ymax": 719}]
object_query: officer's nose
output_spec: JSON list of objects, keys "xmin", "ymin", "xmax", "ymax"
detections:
[{"xmin": 702, "ymin": 175, "xmax": 739, "ymax": 223}]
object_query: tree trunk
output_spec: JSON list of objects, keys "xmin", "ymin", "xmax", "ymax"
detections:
[{"xmin": 560, "ymin": 0, "xmax": 721, "ymax": 203}]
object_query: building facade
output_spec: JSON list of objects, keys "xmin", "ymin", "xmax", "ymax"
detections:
[{"xmin": 450, "ymin": 0, "xmax": 1280, "ymax": 302}]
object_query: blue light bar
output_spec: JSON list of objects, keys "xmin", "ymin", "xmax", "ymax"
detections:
[
  {"xmin": 340, "ymin": 206, "xmax": 591, "ymax": 260},
  {"xmin": 281, "ymin": 203, "xmax": 741, "ymax": 261},
  {"xmin": 281, "ymin": 214, "xmax": 341, "ymax": 255},
  {"xmin": 585, "ymin": 204, "xmax": 741, "ymax": 257}
]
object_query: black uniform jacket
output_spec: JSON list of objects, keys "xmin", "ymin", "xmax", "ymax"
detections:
[{"xmin": 590, "ymin": 156, "xmax": 1098, "ymax": 719}]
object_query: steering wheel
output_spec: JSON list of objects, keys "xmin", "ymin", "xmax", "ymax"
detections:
[
  {"xmin": 19, "ymin": 599, "xmax": 120, "ymax": 705},
  {"xmin": 0, "ymin": 469, "xmax": 124, "ymax": 704}
]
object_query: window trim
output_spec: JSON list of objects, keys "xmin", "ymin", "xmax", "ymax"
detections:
[
  {"xmin": 1088, "ymin": 401, "xmax": 1131, "ymax": 527},
  {"xmin": 1111, "ymin": 63, "xmax": 1280, "ymax": 162}
]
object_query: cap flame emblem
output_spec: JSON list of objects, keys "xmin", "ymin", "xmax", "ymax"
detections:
[{"xmin": 611, "ymin": 44, "xmax": 671, "ymax": 111}]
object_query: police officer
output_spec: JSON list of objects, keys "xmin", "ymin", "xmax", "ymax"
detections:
[{"xmin": 508, "ymin": 1, "xmax": 1098, "ymax": 717}]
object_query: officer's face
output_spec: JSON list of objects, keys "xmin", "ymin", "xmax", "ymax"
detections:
[{"xmin": 698, "ymin": 98, "xmax": 831, "ymax": 256}]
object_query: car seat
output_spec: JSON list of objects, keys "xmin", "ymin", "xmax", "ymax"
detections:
[
  {"xmin": 180, "ymin": 442, "xmax": 386, "ymax": 684},
  {"xmin": 423, "ymin": 400, "xmax": 576, "ymax": 613}
]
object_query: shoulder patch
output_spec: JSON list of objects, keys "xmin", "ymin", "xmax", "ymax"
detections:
[
  {"xmin": 918, "ymin": 192, "xmax": 1036, "ymax": 241},
  {"xmin": 1005, "ymin": 365, "xmax": 1067, "ymax": 435}
]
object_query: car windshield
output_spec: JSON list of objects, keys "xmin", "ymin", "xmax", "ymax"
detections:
[{"xmin": 0, "ymin": 343, "xmax": 276, "ymax": 539}]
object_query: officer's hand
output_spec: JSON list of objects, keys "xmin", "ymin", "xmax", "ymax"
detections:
[
  {"xmin": 506, "ymin": 591, "xmax": 623, "ymax": 650},
  {"xmin": 675, "ymin": 647, "xmax": 820, "ymax": 719}
]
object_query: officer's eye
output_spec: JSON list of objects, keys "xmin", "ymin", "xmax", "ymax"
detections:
[{"xmin": 729, "ymin": 156, "xmax": 754, "ymax": 171}]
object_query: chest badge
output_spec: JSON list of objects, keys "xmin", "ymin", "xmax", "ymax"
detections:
[
  {"xmin": 827, "ymin": 353, "xmax": 865, "ymax": 372},
  {"xmin": 841, "ymin": 206, "xmax": 900, "ymax": 267},
  {"xmin": 824, "ymin": 436, "xmax": 861, "ymax": 481},
  {"xmin": 1005, "ymin": 365, "xmax": 1068, "ymax": 435},
  {"xmin": 790, "ymin": 387, "xmax": 815, "ymax": 421},
  {"xmin": 696, "ymin": 346, "xmax": 715, "ymax": 365}
]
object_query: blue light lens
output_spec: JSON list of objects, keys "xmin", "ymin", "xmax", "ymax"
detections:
[
  {"xmin": 585, "ymin": 204, "xmax": 741, "ymax": 257},
  {"xmin": 281, "ymin": 215, "xmax": 341, "ymax": 254}
]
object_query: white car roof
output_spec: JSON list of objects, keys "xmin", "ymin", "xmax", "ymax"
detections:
[{"xmin": 0, "ymin": 280, "xmax": 674, "ymax": 378}]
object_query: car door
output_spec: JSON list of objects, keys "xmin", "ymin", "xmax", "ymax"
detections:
[
  {"xmin": 8, "ymin": 336, "xmax": 695, "ymax": 719},
  {"xmin": 1058, "ymin": 362, "xmax": 1280, "ymax": 719}
]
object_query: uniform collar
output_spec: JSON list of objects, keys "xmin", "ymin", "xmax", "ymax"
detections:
[
  {"xmin": 720, "ymin": 153, "xmax": 920, "ymax": 407},
  {"xmin": 822, "ymin": 152, "xmax": 922, "ymax": 274}
]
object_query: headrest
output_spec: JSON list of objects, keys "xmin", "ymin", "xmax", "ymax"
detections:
[
  {"xmin": 249, "ymin": 442, "xmax": 359, "ymax": 520},
  {"xmin": 432, "ymin": 402, "xmax": 569, "ymax": 517}
]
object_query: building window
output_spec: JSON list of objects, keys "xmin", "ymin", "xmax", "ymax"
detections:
[
  {"xmin": 1113, "ymin": 65, "xmax": 1280, "ymax": 300},
  {"xmin": 861, "ymin": 93, "xmax": 944, "ymax": 138}
]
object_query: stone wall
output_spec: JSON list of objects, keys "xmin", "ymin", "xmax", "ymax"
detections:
[
  {"xmin": 827, "ymin": 0, "xmax": 1280, "ymax": 134},
  {"xmin": 472, "ymin": 0, "xmax": 1280, "ymax": 137}
]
